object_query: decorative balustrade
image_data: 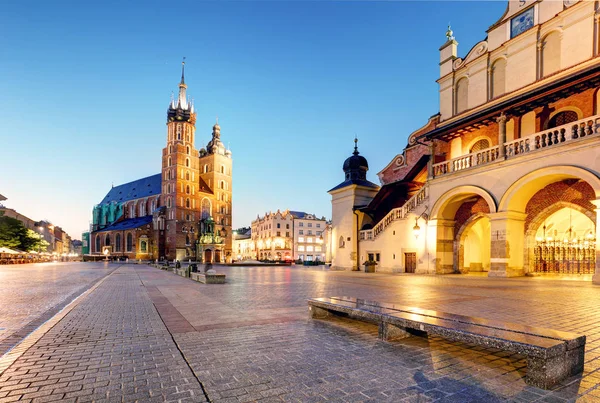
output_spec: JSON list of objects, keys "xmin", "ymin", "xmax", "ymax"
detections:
[
  {"xmin": 359, "ymin": 186, "xmax": 428, "ymax": 241},
  {"xmin": 432, "ymin": 146, "xmax": 500, "ymax": 176},
  {"xmin": 433, "ymin": 115, "xmax": 600, "ymax": 178}
]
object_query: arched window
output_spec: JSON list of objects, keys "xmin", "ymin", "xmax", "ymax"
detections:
[
  {"xmin": 186, "ymin": 146, "xmax": 190, "ymax": 155},
  {"xmin": 169, "ymin": 145, "xmax": 173, "ymax": 154},
  {"xmin": 126, "ymin": 233, "xmax": 133, "ymax": 252},
  {"xmin": 168, "ymin": 156, "xmax": 172, "ymax": 167},
  {"xmin": 541, "ymin": 32, "xmax": 561, "ymax": 77},
  {"xmin": 220, "ymin": 165, "xmax": 225, "ymax": 174},
  {"xmin": 186, "ymin": 185, "xmax": 190, "ymax": 194},
  {"xmin": 469, "ymin": 139, "xmax": 490, "ymax": 153},
  {"xmin": 95, "ymin": 235, "xmax": 101, "ymax": 253},
  {"xmin": 115, "ymin": 234, "xmax": 121, "ymax": 252},
  {"xmin": 186, "ymin": 235, "xmax": 190, "ymax": 245},
  {"xmin": 339, "ymin": 236, "xmax": 345, "ymax": 248},
  {"xmin": 547, "ymin": 111, "xmax": 578, "ymax": 129},
  {"xmin": 185, "ymin": 158, "xmax": 190, "ymax": 167},
  {"xmin": 140, "ymin": 240, "xmax": 147, "ymax": 253},
  {"xmin": 167, "ymin": 197, "xmax": 172, "ymax": 208},
  {"xmin": 186, "ymin": 198, "xmax": 190, "ymax": 208},
  {"xmin": 491, "ymin": 58, "xmax": 506, "ymax": 98},
  {"xmin": 455, "ymin": 78, "xmax": 469, "ymax": 114},
  {"xmin": 104, "ymin": 234, "xmax": 110, "ymax": 246},
  {"xmin": 167, "ymin": 170, "xmax": 171, "ymax": 180},
  {"xmin": 203, "ymin": 164, "xmax": 208, "ymax": 174},
  {"xmin": 201, "ymin": 199, "xmax": 211, "ymax": 219},
  {"xmin": 186, "ymin": 171, "xmax": 190, "ymax": 180}
]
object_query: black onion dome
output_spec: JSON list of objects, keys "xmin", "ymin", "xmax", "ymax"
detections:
[{"xmin": 342, "ymin": 138, "xmax": 368, "ymax": 181}]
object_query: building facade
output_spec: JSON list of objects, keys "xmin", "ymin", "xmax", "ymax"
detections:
[
  {"xmin": 330, "ymin": 0, "xmax": 600, "ymax": 284},
  {"xmin": 251, "ymin": 210, "xmax": 294, "ymax": 261},
  {"xmin": 90, "ymin": 63, "xmax": 233, "ymax": 262},
  {"xmin": 232, "ymin": 227, "xmax": 253, "ymax": 261},
  {"xmin": 292, "ymin": 213, "xmax": 327, "ymax": 262}
]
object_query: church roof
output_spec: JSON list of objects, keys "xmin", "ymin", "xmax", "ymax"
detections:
[
  {"xmin": 99, "ymin": 174, "xmax": 161, "ymax": 205},
  {"xmin": 328, "ymin": 179, "xmax": 380, "ymax": 193},
  {"xmin": 95, "ymin": 215, "xmax": 153, "ymax": 233}
]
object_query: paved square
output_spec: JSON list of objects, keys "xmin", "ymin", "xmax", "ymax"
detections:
[{"xmin": 1, "ymin": 263, "xmax": 600, "ymax": 402}]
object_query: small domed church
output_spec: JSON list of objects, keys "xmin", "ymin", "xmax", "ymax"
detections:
[{"xmin": 90, "ymin": 62, "xmax": 233, "ymax": 262}]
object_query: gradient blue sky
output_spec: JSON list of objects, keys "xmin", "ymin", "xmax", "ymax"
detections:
[{"xmin": 0, "ymin": 0, "xmax": 506, "ymax": 239}]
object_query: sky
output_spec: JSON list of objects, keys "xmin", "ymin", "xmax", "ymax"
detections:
[{"xmin": 0, "ymin": 0, "xmax": 507, "ymax": 239}]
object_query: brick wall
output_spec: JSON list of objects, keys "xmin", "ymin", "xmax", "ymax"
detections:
[
  {"xmin": 524, "ymin": 179, "xmax": 595, "ymax": 232},
  {"xmin": 454, "ymin": 197, "xmax": 491, "ymax": 235}
]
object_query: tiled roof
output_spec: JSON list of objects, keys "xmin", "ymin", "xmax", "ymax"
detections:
[
  {"xmin": 289, "ymin": 211, "xmax": 307, "ymax": 219},
  {"xmin": 99, "ymin": 174, "xmax": 161, "ymax": 205},
  {"xmin": 95, "ymin": 216, "xmax": 153, "ymax": 233},
  {"xmin": 328, "ymin": 179, "xmax": 380, "ymax": 192}
]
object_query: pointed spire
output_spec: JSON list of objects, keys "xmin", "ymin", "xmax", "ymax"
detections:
[
  {"xmin": 180, "ymin": 57, "xmax": 186, "ymax": 86},
  {"xmin": 353, "ymin": 136, "xmax": 359, "ymax": 156}
]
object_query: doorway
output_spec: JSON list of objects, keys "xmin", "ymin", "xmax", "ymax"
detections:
[{"xmin": 405, "ymin": 252, "xmax": 416, "ymax": 273}]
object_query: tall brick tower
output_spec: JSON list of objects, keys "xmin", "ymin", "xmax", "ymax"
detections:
[
  {"xmin": 162, "ymin": 60, "xmax": 206, "ymax": 260},
  {"xmin": 199, "ymin": 120, "xmax": 233, "ymax": 262}
]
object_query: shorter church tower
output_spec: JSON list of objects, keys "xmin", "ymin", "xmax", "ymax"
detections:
[
  {"xmin": 199, "ymin": 120, "xmax": 233, "ymax": 262},
  {"xmin": 328, "ymin": 139, "xmax": 379, "ymax": 270}
]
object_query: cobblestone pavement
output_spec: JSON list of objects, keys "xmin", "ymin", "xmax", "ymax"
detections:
[
  {"xmin": 2, "ymin": 264, "xmax": 600, "ymax": 402},
  {"xmin": 137, "ymin": 266, "xmax": 600, "ymax": 402},
  {"xmin": 0, "ymin": 262, "xmax": 115, "ymax": 355},
  {"xmin": 0, "ymin": 265, "xmax": 206, "ymax": 403}
]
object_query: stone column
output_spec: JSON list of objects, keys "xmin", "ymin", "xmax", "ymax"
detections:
[
  {"xmin": 432, "ymin": 219, "xmax": 456, "ymax": 274},
  {"xmin": 591, "ymin": 200, "xmax": 600, "ymax": 284},
  {"xmin": 488, "ymin": 211, "xmax": 527, "ymax": 278},
  {"xmin": 497, "ymin": 113, "xmax": 507, "ymax": 158}
]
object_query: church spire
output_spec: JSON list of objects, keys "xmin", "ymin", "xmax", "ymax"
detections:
[{"xmin": 177, "ymin": 57, "xmax": 188, "ymax": 109}]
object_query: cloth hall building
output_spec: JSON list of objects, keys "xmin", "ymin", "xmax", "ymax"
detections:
[
  {"xmin": 90, "ymin": 64, "xmax": 233, "ymax": 262},
  {"xmin": 330, "ymin": 0, "xmax": 600, "ymax": 283}
]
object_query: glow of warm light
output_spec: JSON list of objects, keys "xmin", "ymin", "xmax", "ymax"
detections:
[
  {"xmin": 413, "ymin": 222, "xmax": 421, "ymax": 239},
  {"xmin": 103, "ymin": 249, "xmax": 109, "ymax": 256}
]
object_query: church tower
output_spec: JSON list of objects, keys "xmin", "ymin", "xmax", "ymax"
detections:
[
  {"xmin": 199, "ymin": 120, "xmax": 233, "ymax": 262},
  {"xmin": 162, "ymin": 60, "xmax": 205, "ymax": 260}
]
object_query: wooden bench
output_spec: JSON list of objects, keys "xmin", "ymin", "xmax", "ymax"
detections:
[{"xmin": 308, "ymin": 296, "xmax": 585, "ymax": 389}]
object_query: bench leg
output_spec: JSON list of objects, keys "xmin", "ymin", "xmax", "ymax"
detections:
[
  {"xmin": 309, "ymin": 305, "xmax": 333, "ymax": 319},
  {"xmin": 526, "ymin": 347, "xmax": 584, "ymax": 389},
  {"xmin": 379, "ymin": 322, "xmax": 412, "ymax": 341}
]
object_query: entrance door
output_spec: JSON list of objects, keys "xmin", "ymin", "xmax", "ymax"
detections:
[
  {"xmin": 405, "ymin": 253, "xmax": 416, "ymax": 273},
  {"xmin": 204, "ymin": 249, "xmax": 212, "ymax": 263},
  {"xmin": 215, "ymin": 250, "xmax": 221, "ymax": 263}
]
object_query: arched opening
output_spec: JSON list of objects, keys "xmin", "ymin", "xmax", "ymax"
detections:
[
  {"xmin": 186, "ymin": 146, "xmax": 190, "ymax": 155},
  {"xmin": 105, "ymin": 234, "xmax": 111, "ymax": 246},
  {"xmin": 547, "ymin": 110, "xmax": 578, "ymax": 129},
  {"xmin": 455, "ymin": 77, "xmax": 469, "ymax": 114},
  {"xmin": 185, "ymin": 158, "xmax": 190, "ymax": 167},
  {"xmin": 215, "ymin": 250, "xmax": 222, "ymax": 263},
  {"xmin": 541, "ymin": 31, "xmax": 561, "ymax": 77},
  {"xmin": 115, "ymin": 234, "xmax": 121, "ymax": 252},
  {"xmin": 126, "ymin": 233, "xmax": 133, "ymax": 252},
  {"xmin": 140, "ymin": 240, "xmax": 147, "ymax": 253},
  {"xmin": 186, "ymin": 198, "xmax": 190, "ymax": 208},
  {"xmin": 457, "ymin": 214, "xmax": 491, "ymax": 273},
  {"xmin": 168, "ymin": 157, "xmax": 172, "ymax": 167},
  {"xmin": 491, "ymin": 58, "xmax": 506, "ymax": 98},
  {"xmin": 204, "ymin": 249, "xmax": 212, "ymax": 263},
  {"xmin": 186, "ymin": 185, "xmax": 190, "ymax": 194},
  {"xmin": 431, "ymin": 186, "xmax": 496, "ymax": 274},
  {"xmin": 469, "ymin": 138, "xmax": 490, "ymax": 153},
  {"xmin": 95, "ymin": 235, "xmax": 100, "ymax": 253}
]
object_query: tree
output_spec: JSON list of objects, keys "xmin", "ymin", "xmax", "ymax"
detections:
[
  {"xmin": 0, "ymin": 216, "xmax": 49, "ymax": 252},
  {"xmin": 0, "ymin": 216, "xmax": 27, "ymax": 249}
]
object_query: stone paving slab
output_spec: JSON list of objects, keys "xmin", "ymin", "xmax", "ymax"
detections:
[
  {"xmin": 0, "ymin": 263, "xmax": 115, "ymax": 356},
  {"xmin": 136, "ymin": 265, "xmax": 600, "ymax": 402},
  {"xmin": 0, "ymin": 266, "xmax": 207, "ymax": 403}
]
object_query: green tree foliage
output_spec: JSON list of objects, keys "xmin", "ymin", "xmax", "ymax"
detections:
[{"xmin": 0, "ymin": 215, "xmax": 49, "ymax": 251}]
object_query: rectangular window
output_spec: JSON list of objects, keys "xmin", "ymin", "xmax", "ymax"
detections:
[
  {"xmin": 299, "ymin": 222, "xmax": 304, "ymax": 227},
  {"xmin": 308, "ymin": 230, "xmax": 312, "ymax": 235},
  {"xmin": 308, "ymin": 223, "xmax": 312, "ymax": 227},
  {"xmin": 368, "ymin": 253, "xmax": 374, "ymax": 261},
  {"xmin": 286, "ymin": 224, "xmax": 289, "ymax": 229},
  {"xmin": 376, "ymin": 253, "xmax": 380, "ymax": 262},
  {"xmin": 306, "ymin": 246, "xmax": 314, "ymax": 252},
  {"xmin": 317, "ymin": 223, "xmax": 321, "ymax": 228},
  {"xmin": 315, "ymin": 246, "xmax": 322, "ymax": 252},
  {"xmin": 277, "ymin": 231, "xmax": 281, "ymax": 236},
  {"xmin": 307, "ymin": 237, "xmax": 313, "ymax": 243},
  {"xmin": 277, "ymin": 223, "xmax": 281, "ymax": 228},
  {"xmin": 298, "ymin": 246, "xmax": 305, "ymax": 251},
  {"xmin": 298, "ymin": 237, "xmax": 304, "ymax": 243},
  {"xmin": 299, "ymin": 230, "xmax": 304, "ymax": 235}
]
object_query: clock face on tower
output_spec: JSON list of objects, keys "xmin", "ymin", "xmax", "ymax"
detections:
[{"xmin": 511, "ymin": 7, "xmax": 534, "ymax": 38}]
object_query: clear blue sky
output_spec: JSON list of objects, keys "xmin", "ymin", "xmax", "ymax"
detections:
[{"xmin": 0, "ymin": 1, "xmax": 506, "ymax": 239}]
